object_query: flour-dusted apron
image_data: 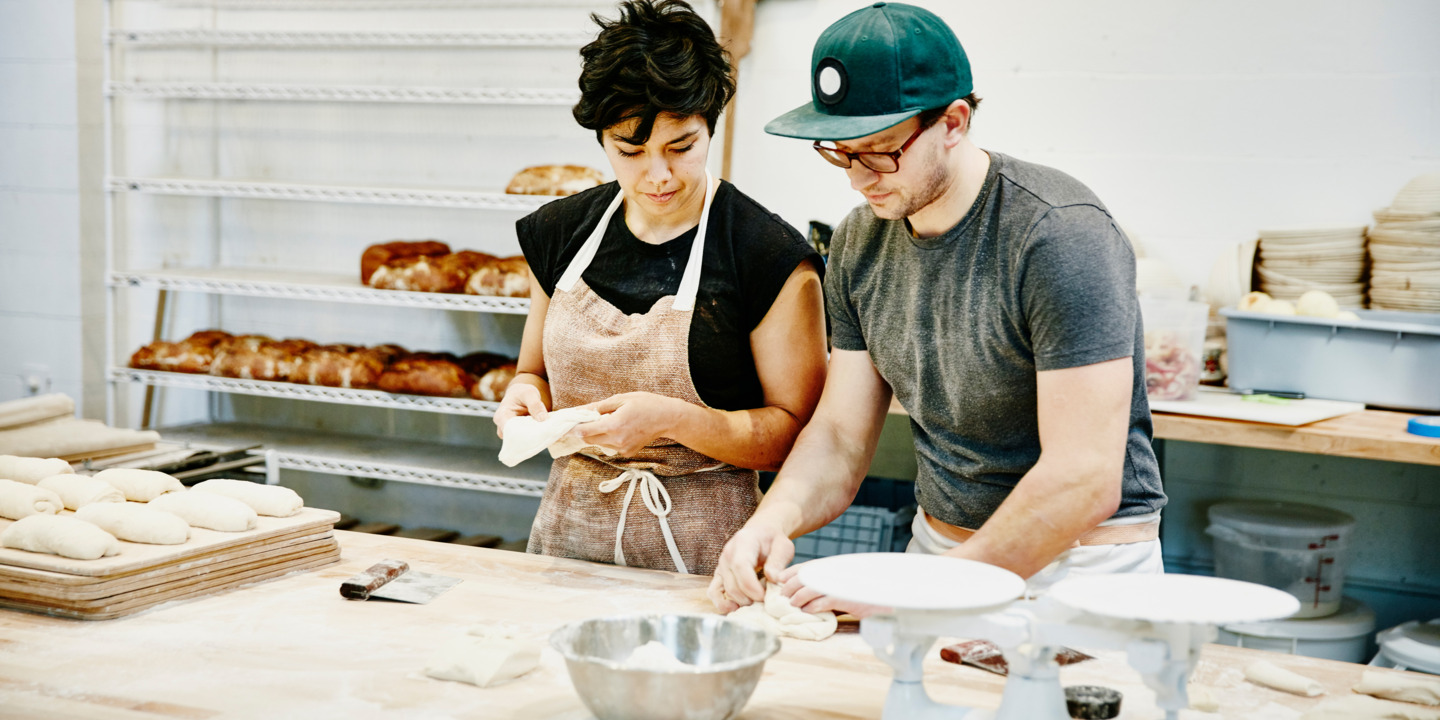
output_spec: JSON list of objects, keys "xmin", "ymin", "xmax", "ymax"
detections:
[{"xmin": 527, "ymin": 174, "xmax": 760, "ymax": 576}]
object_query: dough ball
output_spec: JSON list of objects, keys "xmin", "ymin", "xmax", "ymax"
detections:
[
  {"xmin": 0, "ymin": 478, "xmax": 63, "ymax": 520},
  {"xmin": 94, "ymin": 468, "xmax": 185, "ymax": 502},
  {"xmin": 725, "ymin": 581, "xmax": 837, "ymax": 641},
  {"xmin": 622, "ymin": 640, "xmax": 690, "ymax": 671},
  {"xmin": 191, "ymin": 479, "xmax": 303, "ymax": 517},
  {"xmin": 1, "ymin": 514, "xmax": 121, "ymax": 560},
  {"xmin": 1238, "ymin": 291, "xmax": 1273, "ymax": 312},
  {"xmin": 424, "ymin": 635, "xmax": 541, "ymax": 687},
  {"xmin": 1336, "ymin": 310, "xmax": 1361, "ymax": 322},
  {"xmin": 1296, "ymin": 290, "xmax": 1341, "ymax": 318},
  {"xmin": 37, "ymin": 474, "xmax": 125, "ymax": 510},
  {"xmin": 1266, "ymin": 299, "xmax": 1297, "ymax": 315},
  {"xmin": 0, "ymin": 455, "xmax": 73, "ymax": 484},
  {"xmin": 75, "ymin": 502, "xmax": 190, "ymax": 545},
  {"xmin": 149, "ymin": 491, "xmax": 257, "ymax": 532}
]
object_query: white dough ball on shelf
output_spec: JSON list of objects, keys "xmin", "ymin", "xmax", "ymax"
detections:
[
  {"xmin": 1238, "ymin": 291, "xmax": 1273, "ymax": 312},
  {"xmin": 1336, "ymin": 310, "xmax": 1361, "ymax": 322},
  {"xmin": 1296, "ymin": 290, "xmax": 1341, "ymax": 318},
  {"xmin": 1266, "ymin": 300, "xmax": 1297, "ymax": 315}
]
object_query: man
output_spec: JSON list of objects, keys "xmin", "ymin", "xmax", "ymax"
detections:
[{"xmin": 709, "ymin": 2, "xmax": 1167, "ymax": 614}]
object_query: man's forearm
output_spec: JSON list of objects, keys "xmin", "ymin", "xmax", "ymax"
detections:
[{"xmin": 750, "ymin": 412, "xmax": 876, "ymax": 538}]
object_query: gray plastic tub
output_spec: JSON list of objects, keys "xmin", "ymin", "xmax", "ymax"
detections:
[{"xmin": 1220, "ymin": 307, "xmax": 1440, "ymax": 412}]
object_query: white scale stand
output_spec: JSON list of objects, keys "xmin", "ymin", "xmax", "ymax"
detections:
[{"xmin": 798, "ymin": 554, "xmax": 1301, "ymax": 720}]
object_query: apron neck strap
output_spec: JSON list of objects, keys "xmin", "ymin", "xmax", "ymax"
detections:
[{"xmin": 554, "ymin": 173, "xmax": 715, "ymax": 313}]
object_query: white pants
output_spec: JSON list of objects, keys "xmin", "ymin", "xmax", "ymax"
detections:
[{"xmin": 908, "ymin": 507, "xmax": 1164, "ymax": 597}]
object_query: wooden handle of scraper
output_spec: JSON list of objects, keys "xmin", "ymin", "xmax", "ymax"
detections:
[{"xmin": 340, "ymin": 559, "xmax": 410, "ymax": 600}]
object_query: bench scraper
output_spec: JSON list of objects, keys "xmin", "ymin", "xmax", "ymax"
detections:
[{"xmin": 339, "ymin": 559, "xmax": 461, "ymax": 604}]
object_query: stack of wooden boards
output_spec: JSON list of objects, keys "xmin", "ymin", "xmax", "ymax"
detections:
[
  {"xmin": 0, "ymin": 394, "xmax": 159, "ymax": 461},
  {"xmin": 0, "ymin": 506, "xmax": 341, "ymax": 620}
]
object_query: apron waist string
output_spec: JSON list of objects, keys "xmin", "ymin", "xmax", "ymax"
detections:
[{"xmin": 597, "ymin": 468, "xmax": 689, "ymax": 574}]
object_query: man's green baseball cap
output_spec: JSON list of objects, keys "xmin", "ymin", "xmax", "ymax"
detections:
[{"xmin": 765, "ymin": 2, "xmax": 972, "ymax": 142}]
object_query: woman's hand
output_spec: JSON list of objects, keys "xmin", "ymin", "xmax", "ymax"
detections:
[
  {"xmin": 494, "ymin": 382, "xmax": 549, "ymax": 438},
  {"xmin": 571, "ymin": 392, "xmax": 685, "ymax": 456}
]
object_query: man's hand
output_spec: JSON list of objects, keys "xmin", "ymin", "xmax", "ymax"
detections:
[
  {"xmin": 707, "ymin": 521, "xmax": 796, "ymax": 613},
  {"xmin": 773, "ymin": 564, "xmax": 891, "ymax": 618},
  {"xmin": 571, "ymin": 392, "xmax": 683, "ymax": 456},
  {"xmin": 494, "ymin": 382, "xmax": 548, "ymax": 438}
]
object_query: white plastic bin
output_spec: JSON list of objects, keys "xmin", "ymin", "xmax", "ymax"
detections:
[
  {"xmin": 1217, "ymin": 597, "xmax": 1374, "ymax": 663},
  {"xmin": 1206, "ymin": 501, "xmax": 1355, "ymax": 618},
  {"xmin": 1370, "ymin": 620, "xmax": 1440, "ymax": 675}
]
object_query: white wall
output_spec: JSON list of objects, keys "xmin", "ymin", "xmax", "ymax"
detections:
[{"xmin": 731, "ymin": 0, "xmax": 1440, "ymax": 290}]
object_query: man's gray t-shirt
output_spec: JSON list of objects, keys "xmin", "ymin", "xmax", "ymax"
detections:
[{"xmin": 826, "ymin": 151, "xmax": 1167, "ymax": 529}]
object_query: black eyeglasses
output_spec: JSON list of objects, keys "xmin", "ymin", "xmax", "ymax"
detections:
[{"xmin": 813, "ymin": 123, "xmax": 928, "ymax": 174}]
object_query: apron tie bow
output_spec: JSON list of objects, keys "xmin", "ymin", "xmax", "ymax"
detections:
[{"xmin": 598, "ymin": 468, "xmax": 688, "ymax": 574}]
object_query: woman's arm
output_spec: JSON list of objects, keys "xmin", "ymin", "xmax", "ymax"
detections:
[
  {"xmin": 494, "ymin": 269, "xmax": 553, "ymax": 435},
  {"xmin": 573, "ymin": 259, "xmax": 827, "ymax": 470}
]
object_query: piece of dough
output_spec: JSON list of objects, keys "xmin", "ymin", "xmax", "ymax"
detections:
[
  {"xmin": 1356, "ymin": 670, "xmax": 1440, "ymax": 706},
  {"xmin": 93, "ymin": 468, "xmax": 184, "ymax": 502},
  {"xmin": 622, "ymin": 640, "xmax": 691, "ymax": 671},
  {"xmin": 0, "ymin": 455, "xmax": 72, "ymax": 484},
  {"xmin": 497, "ymin": 408, "xmax": 604, "ymax": 467},
  {"xmin": 1188, "ymin": 684, "xmax": 1221, "ymax": 712},
  {"xmin": 1246, "ymin": 659, "xmax": 1326, "ymax": 697},
  {"xmin": 424, "ymin": 635, "xmax": 541, "ymax": 687},
  {"xmin": 148, "ymin": 491, "xmax": 257, "ymax": 532},
  {"xmin": 726, "ymin": 582, "xmax": 838, "ymax": 641},
  {"xmin": 37, "ymin": 474, "xmax": 125, "ymax": 510},
  {"xmin": 0, "ymin": 478, "xmax": 63, "ymax": 519},
  {"xmin": 191, "ymin": 479, "xmax": 302, "ymax": 517},
  {"xmin": 1301, "ymin": 694, "xmax": 1440, "ymax": 719},
  {"xmin": 75, "ymin": 502, "xmax": 190, "ymax": 545},
  {"xmin": 0, "ymin": 514, "xmax": 121, "ymax": 560}
]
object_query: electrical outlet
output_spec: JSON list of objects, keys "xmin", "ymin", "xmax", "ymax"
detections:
[{"xmin": 21, "ymin": 364, "xmax": 51, "ymax": 396}]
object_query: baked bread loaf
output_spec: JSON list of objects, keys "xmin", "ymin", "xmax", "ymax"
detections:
[
  {"xmin": 285, "ymin": 344, "xmax": 392, "ymax": 389},
  {"xmin": 209, "ymin": 336, "xmax": 315, "ymax": 382},
  {"xmin": 369, "ymin": 251, "xmax": 496, "ymax": 294},
  {"xmin": 361, "ymin": 240, "xmax": 451, "ymax": 284},
  {"xmin": 472, "ymin": 363, "xmax": 518, "ymax": 403},
  {"xmin": 377, "ymin": 353, "xmax": 474, "ymax": 397},
  {"xmin": 464, "ymin": 255, "xmax": 531, "ymax": 297},
  {"xmin": 505, "ymin": 165, "xmax": 604, "ymax": 196},
  {"xmin": 129, "ymin": 330, "xmax": 233, "ymax": 374}
]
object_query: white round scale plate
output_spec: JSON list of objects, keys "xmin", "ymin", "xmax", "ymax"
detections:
[
  {"xmin": 797, "ymin": 553, "xmax": 1025, "ymax": 611},
  {"xmin": 1049, "ymin": 574, "xmax": 1301, "ymax": 625}
]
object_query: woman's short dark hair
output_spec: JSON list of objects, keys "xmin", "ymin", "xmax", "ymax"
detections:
[
  {"xmin": 916, "ymin": 93, "xmax": 983, "ymax": 131},
  {"xmin": 573, "ymin": 0, "xmax": 735, "ymax": 145}
]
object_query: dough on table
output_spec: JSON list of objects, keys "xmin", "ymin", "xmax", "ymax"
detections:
[
  {"xmin": 1, "ymin": 514, "xmax": 121, "ymax": 560},
  {"xmin": 424, "ymin": 635, "xmax": 541, "ymax": 688},
  {"xmin": 37, "ymin": 474, "xmax": 125, "ymax": 510},
  {"xmin": 1188, "ymin": 683, "xmax": 1221, "ymax": 712},
  {"xmin": 1245, "ymin": 659, "xmax": 1325, "ymax": 697},
  {"xmin": 75, "ymin": 502, "xmax": 190, "ymax": 545},
  {"xmin": 0, "ymin": 478, "xmax": 63, "ymax": 520},
  {"xmin": 191, "ymin": 479, "xmax": 302, "ymax": 517},
  {"xmin": 1301, "ymin": 694, "xmax": 1440, "ymax": 719},
  {"xmin": 93, "ymin": 468, "xmax": 184, "ymax": 502},
  {"xmin": 498, "ymin": 408, "xmax": 608, "ymax": 467},
  {"xmin": 726, "ymin": 581, "xmax": 838, "ymax": 641},
  {"xmin": 148, "ymin": 491, "xmax": 257, "ymax": 532},
  {"xmin": 1356, "ymin": 670, "xmax": 1440, "ymax": 706},
  {"xmin": 0, "ymin": 455, "xmax": 72, "ymax": 484}
]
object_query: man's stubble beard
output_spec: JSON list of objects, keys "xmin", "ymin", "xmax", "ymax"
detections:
[{"xmin": 869, "ymin": 151, "xmax": 951, "ymax": 221}]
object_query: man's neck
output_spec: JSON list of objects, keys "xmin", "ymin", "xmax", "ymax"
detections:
[{"xmin": 907, "ymin": 139, "xmax": 990, "ymax": 239}]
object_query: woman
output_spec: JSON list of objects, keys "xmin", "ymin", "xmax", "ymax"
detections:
[{"xmin": 495, "ymin": 0, "xmax": 827, "ymax": 577}]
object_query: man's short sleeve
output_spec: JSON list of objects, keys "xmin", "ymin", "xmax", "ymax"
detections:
[
  {"xmin": 1020, "ymin": 205, "xmax": 1138, "ymax": 371},
  {"xmin": 824, "ymin": 217, "xmax": 867, "ymax": 351}
]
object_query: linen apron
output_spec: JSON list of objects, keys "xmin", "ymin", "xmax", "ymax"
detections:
[{"xmin": 526, "ymin": 174, "xmax": 760, "ymax": 576}]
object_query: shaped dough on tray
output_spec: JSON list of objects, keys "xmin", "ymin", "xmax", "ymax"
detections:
[
  {"xmin": 191, "ymin": 479, "xmax": 302, "ymax": 517},
  {"xmin": 75, "ymin": 502, "xmax": 190, "ymax": 545},
  {"xmin": 149, "ymin": 491, "xmax": 257, "ymax": 532},
  {"xmin": 93, "ymin": 468, "xmax": 184, "ymax": 502},
  {"xmin": 37, "ymin": 474, "xmax": 125, "ymax": 510},
  {"xmin": 0, "ymin": 455, "xmax": 72, "ymax": 484},
  {"xmin": 0, "ymin": 478, "xmax": 63, "ymax": 520},
  {"xmin": 1, "ymin": 514, "xmax": 121, "ymax": 560}
]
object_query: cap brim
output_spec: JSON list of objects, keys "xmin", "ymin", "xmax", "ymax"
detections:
[{"xmin": 764, "ymin": 101, "xmax": 924, "ymax": 142}]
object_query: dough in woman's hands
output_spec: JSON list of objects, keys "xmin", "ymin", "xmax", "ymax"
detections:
[
  {"xmin": 148, "ymin": 491, "xmax": 257, "ymax": 532},
  {"xmin": 1245, "ymin": 659, "xmax": 1325, "ymax": 697},
  {"xmin": 1301, "ymin": 694, "xmax": 1440, "ymax": 719},
  {"xmin": 94, "ymin": 468, "xmax": 184, "ymax": 502},
  {"xmin": 37, "ymin": 474, "xmax": 125, "ymax": 510},
  {"xmin": 0, "ymin": 478, "xmax": 63, "ymax": 519},
  {"xmin": 191, "ymin": 479, "xmax": 302, "ymax": 517},
  {"xmin": 75, "ymin": 502, "xmax": 190, "ymax": 545},
  {"xmin": 498, "ymin": 408, "xmax": 606, "ymax": 466},
  {"xmin": 1, "ymin": 514, "xmax": 121, "ymax": 560},
  {"xmin": 726, "ymin": 581, "xmax": 837, "ymax": 641},
  {"xmin": 1356, "ymin": 669, "xmax": 1440, "ymax": 706},
  {"xmin": 0, "ymin": 455, "xmax": 72, "ymax": 484},
  {"xmin": 424, "ymin": 635, "xmax": 541, "ymax": 687}
]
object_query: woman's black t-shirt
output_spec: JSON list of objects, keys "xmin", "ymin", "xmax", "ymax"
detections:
[{"xmin": 517, "ymin": 180, "xmax": 820, "ymax": 411}]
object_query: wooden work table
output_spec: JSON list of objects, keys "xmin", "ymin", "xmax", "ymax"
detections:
[
  {"xmin": 0, "ymin": 530, "xmax": 1430, "ymax": 719},
  {"xmin": 1152, "ymin": 408, "xmax": 1440, "ymax": 467}
]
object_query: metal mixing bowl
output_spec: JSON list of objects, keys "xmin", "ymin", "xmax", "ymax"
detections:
[{"xmin": 549, "ymin": 613, "xmax": 780, "ymax": 720}]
